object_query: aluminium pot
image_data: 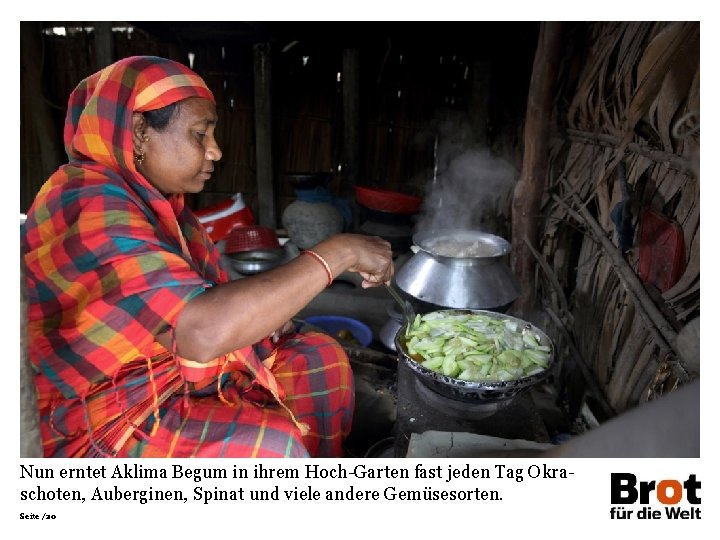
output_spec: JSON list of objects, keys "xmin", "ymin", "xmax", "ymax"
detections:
[{"xmin": 394, "ymin": 228, "xmax": 520, "ymax": 311}]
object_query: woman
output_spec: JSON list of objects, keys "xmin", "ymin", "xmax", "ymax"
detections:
[{"xmin": 22, "ymin": 56, "xmax": 393, "ymax": 458}]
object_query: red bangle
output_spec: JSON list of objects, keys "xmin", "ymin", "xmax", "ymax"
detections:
[{"xmin": 302, "ymin": 250, "xmax": 333, "ymax": 287}]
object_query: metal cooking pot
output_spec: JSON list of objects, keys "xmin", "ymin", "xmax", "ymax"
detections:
[
  {"xmin": 394, "ymin": 229, "xmax": 520, "ymax": 310},
  {"xmin": 395, "ymin": 309, "xmax": 555, "ymax": 403}
]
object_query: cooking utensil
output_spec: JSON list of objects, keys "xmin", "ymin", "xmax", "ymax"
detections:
[
  {"xmin": 395, "ymin": 309, "xmax": 555, "ymax": 403},
  {"xmin": 384, "ymin": 283, "xmax": 415, "ymax": 336},
  {"xmin": 394, "ymin": 229, "xmax": 520, "ymax": 310},
  {"xmin": 227, "ymin": 248, "xmax": 285, "ymax": 275}
]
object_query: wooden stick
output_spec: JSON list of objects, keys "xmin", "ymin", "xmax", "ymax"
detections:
[
  {"xmin": 523, "ymin": 237, "xmax": 573, "ymax": 324},
  {"xmin": 564, "ymin": 129, "xmax": 694, "ymax": 173},
  {"xmin": 544, "ymin": 306, "xmax": 616, "ymax": 419},
  {"xmin": 525, "ymin": 234, "xmax": 615, "ymax": 417},
  {"xmin": 552, "ymin": 191, "xmax": 688, "ymax": 381},
  {"xmin": 511, "ymin": 22, "xmax": 564, "ymax": 317}
]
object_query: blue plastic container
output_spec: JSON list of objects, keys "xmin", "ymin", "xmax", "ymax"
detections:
[{"xmin": 305, "ymin": 315, "xmax": 373, "ymax": 347}]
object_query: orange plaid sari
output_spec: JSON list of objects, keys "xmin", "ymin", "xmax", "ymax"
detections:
[{"xmin": 22, "ymin": 56, "xmax": 353, "ymax": 458}]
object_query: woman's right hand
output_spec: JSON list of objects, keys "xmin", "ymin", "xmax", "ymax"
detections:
[{"xmin": 315, "ymin": 234, "xmax": 394, "ymax": 288}]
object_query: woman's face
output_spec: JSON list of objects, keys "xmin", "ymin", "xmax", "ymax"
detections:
[{"xmin": 136, "ymin": 97, "xmax": 222, "ymax": 195}]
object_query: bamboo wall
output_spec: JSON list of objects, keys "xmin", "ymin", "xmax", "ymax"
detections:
[{"xmin": 537, "ymin": 22, "xmax": 700, "ymax": 417}]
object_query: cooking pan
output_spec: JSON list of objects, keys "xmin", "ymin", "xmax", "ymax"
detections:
[{"xmin": 395, "ymin": 309, "xmax": 555, "ymax": 403}]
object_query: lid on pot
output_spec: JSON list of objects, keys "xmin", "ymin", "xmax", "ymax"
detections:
[{"xmin": 413, "ymin": 228, "xmax": 511, "ymax": 259}]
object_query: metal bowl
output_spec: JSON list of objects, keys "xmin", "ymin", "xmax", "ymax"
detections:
[
  {"xmin": 395, "ymin": 309, "xmax": 555, "ymax": 403},
  {"xmin": 227, "ymin": 248, "xmax": 285, "ymax": 275}
]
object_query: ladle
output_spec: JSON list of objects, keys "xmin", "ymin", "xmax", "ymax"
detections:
[{"xmin": 384, "ymin": 283, "xmax": 415, "ymax": 336}]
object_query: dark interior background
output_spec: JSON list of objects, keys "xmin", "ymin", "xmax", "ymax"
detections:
[{"xmin": 20, "ymin": 21, "xmax": 539, "ymax": 226}]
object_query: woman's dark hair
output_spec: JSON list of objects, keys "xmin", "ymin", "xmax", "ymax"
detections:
[{"xmin": 143, "ymin": 102, "xmax": 178, "ymax": 131}]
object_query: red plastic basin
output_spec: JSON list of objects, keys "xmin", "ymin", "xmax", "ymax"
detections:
[{"xmin": 355, "ymin": 186, "xmax": 422, "ymax": 215}]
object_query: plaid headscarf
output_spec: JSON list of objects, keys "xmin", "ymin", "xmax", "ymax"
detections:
[{"xmin": 22, "ymin": 56, "xmax": 295, "ymax": 456}]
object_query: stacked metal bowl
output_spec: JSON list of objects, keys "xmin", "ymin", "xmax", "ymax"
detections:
[{"xmin": 224, "ymin": 226, "xmax": 285, "ymax": 275}]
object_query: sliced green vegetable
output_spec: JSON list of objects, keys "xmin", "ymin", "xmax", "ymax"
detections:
[{"xmin": 404, "ymin": 312, "xmax": 552, "ymax": 383}]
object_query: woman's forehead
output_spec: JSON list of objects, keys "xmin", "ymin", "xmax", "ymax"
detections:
[{"xmin": 176, "ymin": 97, "xmax": 218, "ymax": 123}]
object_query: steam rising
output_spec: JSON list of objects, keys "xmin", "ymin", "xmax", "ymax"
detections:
[{"xmin": 415, "ymin": 117, "xmax": 518, "ymax": 236}]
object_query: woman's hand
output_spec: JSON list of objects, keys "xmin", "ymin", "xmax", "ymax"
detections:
[{"xmin": 316, "ymin": 234, "xmax": 394, "ymax": 288}]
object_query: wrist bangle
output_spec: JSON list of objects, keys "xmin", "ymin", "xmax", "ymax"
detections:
[{"xmin": 302, "ymin": 249, "xmax": 333, "ymax": 287}]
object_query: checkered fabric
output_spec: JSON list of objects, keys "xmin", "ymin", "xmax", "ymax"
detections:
[{"xmin": 22, "ymin": 56, "xmax": 353, "ymax": 458}]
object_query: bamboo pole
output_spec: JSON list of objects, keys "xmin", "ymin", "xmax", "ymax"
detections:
[
  {"xmin": 564, "ymin": 129, "xmax": 694, "ymax": 173},
  {"xmin": 93, "ymin": 21, "xmax": 115, "ymax": 70},
  {"xmin": 253, "ymin": 43, "xmax": 277, "ymax": 228},
  {"xmin": 20, "ymin": 22, "xmax": 64, "ymax": 210},
  {"xmin": 511, "ymin": 22, "xmax": 563, "ymax": 316},
  {"xmin": 343, "ymin": 48, "xmax": 360, "ymax": 226},
  {"xmin": 544, "ymin": 306, "xmax": 616, "ymax": 420}
]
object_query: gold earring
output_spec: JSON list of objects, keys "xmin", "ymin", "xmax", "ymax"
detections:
[
  {"xmin": 142, "ymin": 134, "xmax": 150, "ymax": 142},
  {"xmin": 134, "ymin": 150, "xmax": 145, "ymax": 164}
]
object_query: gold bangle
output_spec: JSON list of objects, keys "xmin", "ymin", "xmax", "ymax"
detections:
[{"xmin": 302, "ymin": 250, "xmax": 333, "ymax": 287}]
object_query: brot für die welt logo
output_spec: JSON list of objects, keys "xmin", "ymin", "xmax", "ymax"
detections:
[{"xmin": 610, "ymin": 473, "xmax": 701, "ymax": 520}]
